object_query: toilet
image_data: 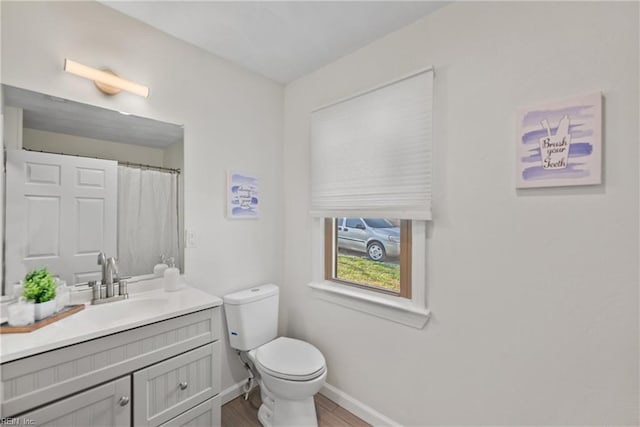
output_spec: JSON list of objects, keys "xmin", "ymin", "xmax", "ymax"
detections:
[{"xmin": 223, "ymin": 284, "xmax": 327, "ymax": 427}]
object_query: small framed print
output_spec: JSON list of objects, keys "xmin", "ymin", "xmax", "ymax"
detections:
[
  {"xmin": 227, "ymin": 171, "xmax": 259, "ymax": 219},
  {"xmin": 516, "ymin": 93, "xmax": 602, "ymax": 188}
]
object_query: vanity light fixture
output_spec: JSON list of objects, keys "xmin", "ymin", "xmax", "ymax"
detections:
[{"xmin": 63, "ymin": 59, "xmax": 149, "ymax": 98}]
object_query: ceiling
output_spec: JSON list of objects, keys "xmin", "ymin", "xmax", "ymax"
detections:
[
  {"xmin": 100, "ymin": 1, "xmax": 448, "ymax": 83},
  {"xmin": 3, "ymin": 85, "xmax": 183, "ymax": 148}
]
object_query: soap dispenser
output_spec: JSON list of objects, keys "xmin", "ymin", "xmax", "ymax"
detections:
[
  {"xmin": 153, "ymin": 254, "xmax": 168, "ymax": 277},
  {"xmin": 163, "ymin": 257, "xmax": 180, "ymax": 292}
]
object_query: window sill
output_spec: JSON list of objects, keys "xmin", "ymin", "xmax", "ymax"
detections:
[{"xmin": 308, "ymin": 281, "xmax": 430, "ymax": 329}]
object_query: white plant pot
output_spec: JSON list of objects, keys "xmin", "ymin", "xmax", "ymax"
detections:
[{"xmin": 34, "ymin": 300, "xmax": 56, "ymax": 321}]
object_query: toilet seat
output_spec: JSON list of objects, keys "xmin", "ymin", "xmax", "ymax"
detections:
[{"xmin": 255, "ymin": 337, "xmax": 326, "ymax": 381}]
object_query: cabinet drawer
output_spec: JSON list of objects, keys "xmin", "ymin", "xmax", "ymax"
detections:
[
  {"xmin": 2, "ymin": 307, "xmax": 220, "ymax": 417},
  {"xmin": 134, "ymin": 342, "xmax": 220, "ymax": 426},
  {"xmin": 160, "ymin": 395, "xmax": 221, "ymax": 427},
  {"xmin": 21, "ymin": 376, "xmax": 130, "ymax": 427}
]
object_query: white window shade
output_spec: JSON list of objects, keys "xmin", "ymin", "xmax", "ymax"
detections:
[{"xmin": 310, "ymin": 68, "xmax": 433, "ymax": 220}]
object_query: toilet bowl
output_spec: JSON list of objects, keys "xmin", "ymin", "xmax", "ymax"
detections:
[
  {"xmin": 223, "ymin": 285, "xmax": 327, "ymax": 427},
  {"xmin": 249, "ymin": 337, "xmax": 327, "ymax": 426}
]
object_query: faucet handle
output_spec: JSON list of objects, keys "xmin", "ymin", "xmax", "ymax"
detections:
[
  {"xmin": 108, "ymin": 257, "xmax": 119, "ymax": 280},
  {"xmin": 88, "ymin": 280, "xmax": 101, "ymax": 301},
  {"xmin": 97, "ymin": 252, "xmax": 106, "ymax": 266}
]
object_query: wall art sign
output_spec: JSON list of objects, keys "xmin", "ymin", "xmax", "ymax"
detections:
[
  {"xmin": 516, "ymin": 93, "xmax": 602, "ymax": 188},
  {"xmin": 227, "ymin": 171, "xmax": 259, "ymax": 219}
]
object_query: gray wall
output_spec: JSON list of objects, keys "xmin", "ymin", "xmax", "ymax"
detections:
[
  {"xmin": 282, "ymin": 2, "xmax": 639, "ymax": 425},
  {"xmin": 1, "ymin": 0, "xmax": 284, "ymax": 397}
]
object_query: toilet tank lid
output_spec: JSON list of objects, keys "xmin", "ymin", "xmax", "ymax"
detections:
[{"xmin": 223, "ymin": 284, "xmax": 279, "ymax": 305}]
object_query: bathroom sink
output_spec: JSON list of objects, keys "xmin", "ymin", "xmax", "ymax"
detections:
[
  {"xmin": 72, "ymin": 297, "xmax": 170, "ymax": 326},
  {"xmin": 0, "ymin": 282, "xmax": 223, "ymax": 364}
]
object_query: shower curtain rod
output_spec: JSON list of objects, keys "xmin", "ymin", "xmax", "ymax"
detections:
[
  {"xmin": 23, "ymin": 148, "xmax": 181, "ymax": 174},
  {"xmin": 118, "ymin": 161, "xmax": 180, "ymax": 174}
]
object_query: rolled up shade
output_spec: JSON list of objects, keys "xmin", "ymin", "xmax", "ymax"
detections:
[{"xmin": 310, "ymin": 68, "xmax": 433, "ymax": 220}]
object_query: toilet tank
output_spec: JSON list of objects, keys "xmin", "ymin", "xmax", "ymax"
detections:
[{"xmin": 223, "ymin": 284, "xmax": 279, "ymax": 351}]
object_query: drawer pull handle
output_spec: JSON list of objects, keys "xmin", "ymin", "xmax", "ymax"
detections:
[
  {"xmin": 179, "ymin": 381, "xmax": 189, "ymax": 390},
  {"xmin": 118, "ymin": 396, "xmax": 130, "ymax": 407}
]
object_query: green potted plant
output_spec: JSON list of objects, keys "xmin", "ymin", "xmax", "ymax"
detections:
[{"xmin": 23, "ymin": 267, "xmax": 57, "ymax": 320}]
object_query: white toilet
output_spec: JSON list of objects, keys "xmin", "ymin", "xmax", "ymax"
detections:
[{"xmin": 223, "ymin": 284, "xmax": 327, "ymax": 427}]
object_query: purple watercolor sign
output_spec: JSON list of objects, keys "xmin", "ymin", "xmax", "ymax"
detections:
[
  {"xmin": 227, "ymin": 171, "xmax": 259, "ymax": 219},
  {"xmin": 516, "ymin": 93, "xmax": 602, "ymax": 188}
]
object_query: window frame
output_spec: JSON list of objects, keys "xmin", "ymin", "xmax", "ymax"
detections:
[
  {"xmin": 309, "ymin": 218, "xmax": 430, "ymax": 329},
  {"xmin": 324, "ymin": 218, "xmax": 412, "ymax": 298}
]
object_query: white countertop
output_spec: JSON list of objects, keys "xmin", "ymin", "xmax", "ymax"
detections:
[{"xmin": 0, "ymin": 280, "xmax": 222, "ymax": 363}]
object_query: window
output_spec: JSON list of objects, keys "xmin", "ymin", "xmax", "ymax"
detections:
[
  {"xmin": 325, "ymin": 218, "xmax": 411, "ymax": 297},
  {"xmin": 308, "ymin": 68, "xmax": 433, "ymax": 327}
]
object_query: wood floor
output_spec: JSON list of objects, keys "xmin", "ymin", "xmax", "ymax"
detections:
[{"xmin": 222, "ymin": 387, "xmax": 371, "ymax": 427}]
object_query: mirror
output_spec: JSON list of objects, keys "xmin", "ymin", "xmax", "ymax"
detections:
[{"xmin": 2, "ymin": 85, "xmax": 184, "ymax": 293}]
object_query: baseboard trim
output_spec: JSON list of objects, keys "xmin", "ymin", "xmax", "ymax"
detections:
[
  {"xmin": 221, "ymin": 379, "xmax": 400, "ymax": 426},
  {"xmin": 219, "ymin": 380, "xmax": 248, "ymax": 405},
  {"xmin": 319, "ymin": 383, "xmax": 401, "ymax": 427}
]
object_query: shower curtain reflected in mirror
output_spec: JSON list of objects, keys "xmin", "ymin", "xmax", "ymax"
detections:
[{"xmin": 117, "ymin": 166, "xmax": 180, "ymax": 277}]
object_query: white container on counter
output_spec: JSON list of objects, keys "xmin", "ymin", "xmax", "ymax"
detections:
[
  {"xmin": 163, "ymin": 257, "xmax": 181, "ymax": 292},
  {"xmin": 8, "ymin": 298, "xmax": 35, "ymax": 326}
]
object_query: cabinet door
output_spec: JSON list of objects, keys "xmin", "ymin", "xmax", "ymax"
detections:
[
  {"xmin": 21, "ymin": 376, "xmax": 130, "ymax": 427},
  {"xmin": 159, "ymin": 396, "xmax": 221, "ymax": 427},
  {"xmin": 134, "ymin": 342, "xmax": 220, "ymax": 426}
]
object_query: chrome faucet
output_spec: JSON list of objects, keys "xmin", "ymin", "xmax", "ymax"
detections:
[
  {"xmin": 105, "ymin": 257, "xmax": 118, "ymax": 297},
  {"xmin": 92, "ymin": 253, "xmax": 128, "ymax": 304},
  {"xmin": 97, "ymin": 252, "xmax": 107, "ymax": 284}
]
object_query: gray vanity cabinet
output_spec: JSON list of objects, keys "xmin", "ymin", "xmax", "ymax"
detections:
[
  {"xmin": 21, "ymin": 376, "xmax": 131, "ymax": 427},
  {"xmin": 1, "ymin": 307, "xmax": 221, "ymax": 426}
]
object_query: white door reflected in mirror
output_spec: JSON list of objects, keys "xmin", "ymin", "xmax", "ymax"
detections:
[{"xmin": 2, "ymin": 85, "xmax": 184, "ymax": 293}]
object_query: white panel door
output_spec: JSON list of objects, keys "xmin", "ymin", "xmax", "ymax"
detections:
[{"xmin": 5, "ymin": 150, "xmax": 117, "ymax": 286}]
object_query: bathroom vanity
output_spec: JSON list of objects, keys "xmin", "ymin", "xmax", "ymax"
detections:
[{"xmin": 0, "ymin": 284, "xmax": 223, "ymax": 426}]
